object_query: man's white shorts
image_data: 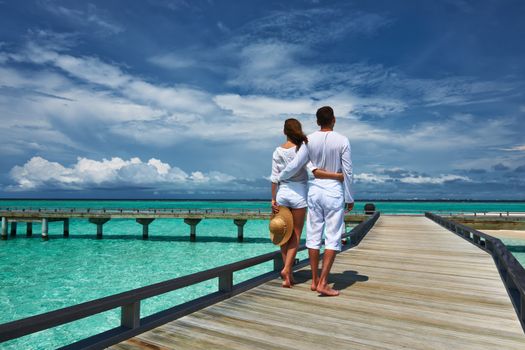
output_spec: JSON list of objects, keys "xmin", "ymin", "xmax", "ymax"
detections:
[
  {"xmin": 276, "ymin": 181, "xmax": 307, "ymax": 209},
  {"xmin": 306, "ymin": 180, "xmax": 345, "ymax": 251}
]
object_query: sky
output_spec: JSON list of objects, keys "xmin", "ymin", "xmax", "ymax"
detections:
[{"xmin": 0, "ymin": 0, "xmax": 524, "ymax": 200}]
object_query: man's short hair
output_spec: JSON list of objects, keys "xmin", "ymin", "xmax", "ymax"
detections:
[{"xmin": 316, "ymin": 106, "xmax": 334, "ymax": 127}]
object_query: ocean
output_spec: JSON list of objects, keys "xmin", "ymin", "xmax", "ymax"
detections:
[{"xmin": 1, "ymin": 200, "xmax": 524, "ymax": 349}]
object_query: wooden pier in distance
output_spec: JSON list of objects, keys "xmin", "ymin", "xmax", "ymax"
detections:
[
  {"xmin": 0, "ymin": 207, "xmax": 367, "ymax": 241},
  {"xmin": 448, "ymin": 213, "xmax": 525, "ymax": 230},
  {"xmin": 111, "ymin": 216, "xmax": 525, "ymax": 350}
]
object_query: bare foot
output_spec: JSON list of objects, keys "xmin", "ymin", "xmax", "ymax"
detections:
[
  {"xmin": 281, "ymin": 270, "xmax": 292, "ymax": 288},
  {"xmin": 316, "ymin": 284, "xmax": 340, "ymax": 296},
  {"xmin": 310, "ymin": 280, "xmax": 318, "ymax": 291}
]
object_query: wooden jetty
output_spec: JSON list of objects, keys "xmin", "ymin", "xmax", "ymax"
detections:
[
  {"xmin": 111, "ymin": 215, "xmax": 525, "ymax": 350},
  {"xmin": 0, "ymin": 206, "xmax": 368, "ymax": 241},
  {"xmin": 448, "ymin": 214, "xmax": 525, "ymax": 230}
]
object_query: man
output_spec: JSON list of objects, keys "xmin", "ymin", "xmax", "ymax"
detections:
[{"xmin": 278, "ymin": 106, "xmax": 353, "ymax": 296}]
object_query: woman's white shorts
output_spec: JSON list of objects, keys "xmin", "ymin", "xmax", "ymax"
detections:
[{"xmin": 276, "ymin": 181, "xmax": 307, "ymax": 209}]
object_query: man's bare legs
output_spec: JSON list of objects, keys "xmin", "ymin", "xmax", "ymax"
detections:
[
  {"xmin": 308, "ymin": 248, "xmax": 320, "ymax": 291},
  {"xmin": 316, "ymin": 249, "xmax": 339, "ymax": 296},
  {"xmin": 281, "ymin": 207, "xmax": 306, "ymax": 288}
]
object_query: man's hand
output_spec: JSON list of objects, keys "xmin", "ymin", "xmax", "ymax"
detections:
[
  {"xmin": 346, "ymin": 202, "xmax": 354, "ymax": 212},
  {"xmin": 271, "ymin": 200, "xmax": 279, "ymax": 214}
]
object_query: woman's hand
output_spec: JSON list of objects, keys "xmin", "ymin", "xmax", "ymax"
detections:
[
  {"xmin": 271, "ymin": 199, "xmax": 279, "ymax": 214},
  {"xmin": 313, "ymin": 168, "xmax": 344, "ymax": 182}
]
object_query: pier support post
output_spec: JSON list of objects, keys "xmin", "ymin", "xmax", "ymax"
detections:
[
  {"xmin": 42, "ymin": 218, "xmax": 49, "ymax": 241},
  {"xmin": 233, "ymin": 219, "xmax": 247, "ymax": 242},
  {"xmin": 10, "ymin": 222, "xmax": 17, "ymax": 237},
  {"xmin": 63, "ymin": 219, "xmax": 69, "ymax": 238},
  {"xmin": 136, "ymin": 218, "xmax": 155, "ymax": 239},
  {"xmin": 1, "ymin": 217, "xmax": 7, "ymax": 240},
  {"xmin": 88, "ymin": 218, "xmax": 110, "ymax": 239},
  {"xmin": 184, "ymin": 218, "xmax": 202, "ymax": 242},
  {"xmin": 26, "ymin": 222, "xmax": 33, "ymax": 237}
]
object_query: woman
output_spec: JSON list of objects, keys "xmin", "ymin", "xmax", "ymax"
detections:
[{"xmin": 270, "ymin": 118, "xmax": 343, "ymax": 288}]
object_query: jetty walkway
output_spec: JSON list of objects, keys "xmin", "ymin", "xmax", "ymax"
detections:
[
  {"xmin": 0, "ymin": 207, "xmax": 368, "ymax": 241},
  {"xmin": 111, "ymin": 216, "xmax": 525, "ymax": 349}
]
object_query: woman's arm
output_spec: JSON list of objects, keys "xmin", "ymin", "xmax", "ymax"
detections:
[
  {"xmin": 313, "ymin": 168, "xmax": 344, "ymax": 182},
  {"xmin": 271, "ymin": 182, "xmax": 279, "ymax": 213},
  {"xmin": 270, "ymin": 150, "xmax": 280, "ymax": 213}
]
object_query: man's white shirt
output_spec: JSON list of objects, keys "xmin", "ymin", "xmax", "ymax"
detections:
[{"xmin": 278, "ymin": 130, "xmax": 353, "ymax": 203}]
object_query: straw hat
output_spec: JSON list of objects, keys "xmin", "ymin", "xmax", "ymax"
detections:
[{"xmin": 269, "ymin": 206, "xmax": 293, "ymax": 246}]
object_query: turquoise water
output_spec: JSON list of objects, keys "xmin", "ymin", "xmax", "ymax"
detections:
[{"xmin": 1, "ymin": 200, "xmax": 525, "ymax": 349}]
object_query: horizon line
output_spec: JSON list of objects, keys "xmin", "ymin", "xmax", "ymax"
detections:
[{"xmin": 0, "ymin": 198, "xmax": 524, "ymax": 202}]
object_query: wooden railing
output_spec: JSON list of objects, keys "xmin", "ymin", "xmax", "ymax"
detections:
[
  {"xmin": 0, "ymin": 207, "xmax": 270, "ymax": 215},
  {"xmin": 0, "ymin": 212, "xmax": 379, "ymax": 349},
  {"xmin": 425, "ymin": 212, "xmax": 525, "ymax": 332}
]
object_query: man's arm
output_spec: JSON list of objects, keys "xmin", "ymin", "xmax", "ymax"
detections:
[
  {"xmin": 341, "ymin": 140, "xmax": 354, "ymax": 204},
  {"xmin": 278, "ymin": 145, "xmax": 310, "ymax": 181}
]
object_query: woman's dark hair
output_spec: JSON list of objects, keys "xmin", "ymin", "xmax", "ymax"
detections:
[
  {"xmin": 316, "ymin": 106, "xmax": 335, "ymax": 127},
  {"xmin": 284, "ymin": 118, "xmax": 308, "ymax": 151}
]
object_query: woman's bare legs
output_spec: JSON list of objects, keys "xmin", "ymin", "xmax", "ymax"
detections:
[
  {"xmin": 280, "ymin": 242, "xmax": 288, "ymax": 273},
  {"xmin": 280, "ymin": 207, "xmax": 306, "ymax": 288}
]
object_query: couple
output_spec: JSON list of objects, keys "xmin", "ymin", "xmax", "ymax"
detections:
[{"xmin": 270, "ymin": 106, "xmax": 353, "ymax": 297}]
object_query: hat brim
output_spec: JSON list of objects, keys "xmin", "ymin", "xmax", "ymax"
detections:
[{"xmin": 269, "ymin": 206, "xmax": 294, "ymax": 246}]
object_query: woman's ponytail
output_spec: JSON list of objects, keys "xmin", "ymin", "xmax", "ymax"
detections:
[{"xmin": 284, "ymin": 118, "xmax": 308, "ymax": 151}]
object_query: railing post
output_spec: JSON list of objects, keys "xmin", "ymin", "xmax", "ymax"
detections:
[
  {"xmin": 273, "ymin": 254, "xmax": 284, "ymax": 272},
  {"xmin": 219, "ymin": 271, "xmax": 233, "ymax": 293},
  {"xmin": 519, "ymin": 293, "xmax": 525, "ymax": 324},
  {"xmin": 121, "ymin": 302, "xmax": 140, "ymax": 329}
]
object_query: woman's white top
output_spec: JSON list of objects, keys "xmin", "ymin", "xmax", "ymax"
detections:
[{"xmin": 270, "ymin": 146, "xmax": 308, "ymax": 184}]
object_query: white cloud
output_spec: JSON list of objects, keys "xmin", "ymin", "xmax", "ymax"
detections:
[
  {"xmin": 10, "ymin": 43, "xmax": 218, "ymax": 114},
  {"xmin": 147, "ymin": 158, "xmax": 171, "ymax": 175},
  {"xmin": 501, "ymin": 144, "xmax": 525, "ymax": 152},
  {"xmin": 148, "ymin": 53, "xmax": 197, "ymax": 69},
  {"xmin": 217, "ymin": 21, "xmax": 230, "ymax": 33},
  {"xmin": 352, "ymin": 172, "xmax": 472, "ymax": 185},
  {"xmin": 238, "ymin": 8, "xmax": 390, "ymax": 45},
  {"xmin": 354, "ymin": 173, "xmax": 389, "ymax": 184},
  {"xmin": 214, "ymin": 94, "xmax": 316, "ymax": 118},
  {"xmin": 8, "ymin": 156, "xmax": 236, "ymax": 191},
  {"xmin": 42, "ymin": 3, "xmax": 123, "ymax": 35},
  {"xmin": 399, "ymin": 174, "xmax": 470, "ymax": 184},
  {"xmin": 228, "ymin": 41, "xmax": 321, "ymax": 94}
]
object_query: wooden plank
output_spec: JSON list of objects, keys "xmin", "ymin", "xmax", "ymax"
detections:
[{"xmin": 110, "ymin": 216, "xmax": 525, "ymax": 349}]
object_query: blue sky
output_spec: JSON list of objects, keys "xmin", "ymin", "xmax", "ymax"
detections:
[{"xmin": 0, "ymin": 0, "xmax": 524, "ymax": 199}]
